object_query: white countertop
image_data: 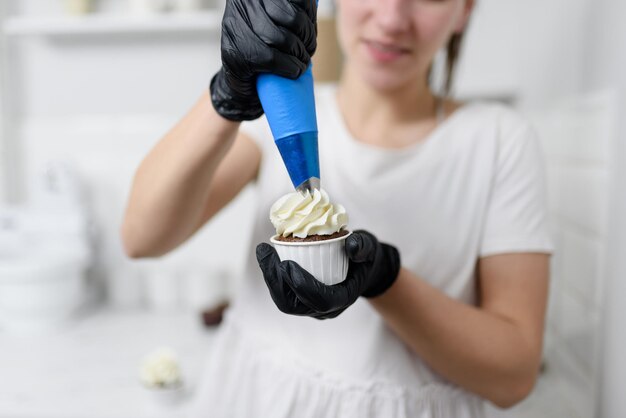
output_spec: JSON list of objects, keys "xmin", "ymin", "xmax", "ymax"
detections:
[
  {"xmin": 0, "ymin": 305, "xmax": 576, "ymax": 418},
  {"xmin": 0, "ymin": 307, "xmax": 217, "ymax": 418}
]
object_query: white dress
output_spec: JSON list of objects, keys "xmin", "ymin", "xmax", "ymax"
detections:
[{"xmin": 188, "ymin": 85, "xmax": 553, "ymax": 418}]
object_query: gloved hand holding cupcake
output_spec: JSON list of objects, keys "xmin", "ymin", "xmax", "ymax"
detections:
[{"xmin": 256, "ymin": 189, "xmax": 401, "ymax": 320}]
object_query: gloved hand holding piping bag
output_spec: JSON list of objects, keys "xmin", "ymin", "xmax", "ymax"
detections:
[
  {"xmin": 210, "ymin": 0, "xmax": 400, "ymax": 319},
  {"xmin": 210, "ymin": 0, "xmax": 321, "ymax": 193}
]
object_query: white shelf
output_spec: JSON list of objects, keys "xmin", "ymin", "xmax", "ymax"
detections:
[{"xmin": 3, "ymin": 11, "xmax": 222, "ymax": 36}]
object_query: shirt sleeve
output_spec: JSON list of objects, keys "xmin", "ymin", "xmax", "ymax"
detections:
[{"xmin": 479, "ymin": 123, "xmax": 554, "ymax": 257}]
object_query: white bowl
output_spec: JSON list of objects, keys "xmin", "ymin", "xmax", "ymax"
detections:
[
  {"xmin": 0, "ymin": 234, "xmax": 88, "ymax": 334},
  {"xmin": 270, "ymin": 231, "xmax": 352, "ymax": 286}
]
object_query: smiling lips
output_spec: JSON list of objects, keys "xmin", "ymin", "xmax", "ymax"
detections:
[{"xmin": 363, "ymin": 39, "xmax": 411, "ymax": 63}]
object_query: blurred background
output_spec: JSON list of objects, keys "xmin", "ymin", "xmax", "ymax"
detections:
[{"xmin": 0, "ymin": 0, "xmax": 625, "ymax": 417}]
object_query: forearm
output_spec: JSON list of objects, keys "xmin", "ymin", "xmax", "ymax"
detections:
[
  {"xmin": 121, "ymin": 92, "xmax": 240, "ymax": 257},
  {"xmin": 369, "ymin": 268, "xmax": 542, "ymax": 408}
]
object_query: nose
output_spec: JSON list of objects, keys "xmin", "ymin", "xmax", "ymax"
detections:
[{"xmin": 374, "ymin": 0, "xmax": 411, "ymax": 34}]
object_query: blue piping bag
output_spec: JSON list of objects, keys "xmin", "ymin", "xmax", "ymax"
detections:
[{"xmin": 257, "ymin": 65, "xmax": 320, "ymax": 193}]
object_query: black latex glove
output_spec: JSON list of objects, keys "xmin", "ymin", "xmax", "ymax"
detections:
[
  {"xmin": 256, "ymin": 230, "xmax": 401, "ymax": 319},
  {"xmin": 210, "ymin": 0, "xmax": 317, "ymax": 121}
]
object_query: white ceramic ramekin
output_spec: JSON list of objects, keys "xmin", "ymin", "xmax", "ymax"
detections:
[{"xmin": 270, "ymin": 231, "xmax": 352, "ymax": 286}]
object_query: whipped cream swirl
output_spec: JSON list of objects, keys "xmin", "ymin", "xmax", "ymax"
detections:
[{"xmin": 270, "ymin": 189, "xmax": 348, "ymax": 238}]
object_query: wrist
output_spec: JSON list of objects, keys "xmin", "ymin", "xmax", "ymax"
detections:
[
  {"xmin": 175, "ymin": 91, "xmax": 240, "ymax": 160},
  {"xmin": 204, "ymin": 93, "xmax": 241, "ymax": 139}
]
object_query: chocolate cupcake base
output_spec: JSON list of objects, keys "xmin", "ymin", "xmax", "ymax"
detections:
[{"xmin": 274, "ymin": 229, "xmax": 350, "ymax": 243}]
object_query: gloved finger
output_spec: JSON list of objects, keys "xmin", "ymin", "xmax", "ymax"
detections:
[
  {"xmin": 345, "ymin": 230, "xmax": 378, "ymax": 263},
  {"xmin": 265, "ymin": 0, "xmax": 316, "ymax": 29},
  {"xmin": 283, "ymin": 261, "xmax": 352, "ymax": 314},
  {"xmin": 222, "ymin": 19, "xmax": 307, "ymax": 80},
  {"xmin": 287, "ymin": 0, "xmax": 317, "ymax": 20},
  {"xmin": 252, "ymin": 42, "xmax": 308, "ymax": 79},
  {"xmin": 257, "ymin": 26, "xmax": 310, "ymax": 68},
  {"xmin": 312, "ymin": 307, "xmax": 347, "ymax": 320},
  {"xmin": 247, "ymin": 3, "xmax": 310, "ymax": 63},
  {"xmin": 256, "ymin": 243, "xmax": 314, "ymax": 316},
  {"xmin": 275, "ymin": 263, "xmax": 319, "ymax": 315},
  {"xmin": 266, "ymin": 50, "xmax": 308, "ymax": 79},
  {"xmin": 264, "ymin": 0, "xmax": 317, "ymax": 55}
]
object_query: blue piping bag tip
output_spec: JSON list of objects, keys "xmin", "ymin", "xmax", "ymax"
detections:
[{"xmin": 257, "ymin": 66, "xmax": 320, "ymax": 191}]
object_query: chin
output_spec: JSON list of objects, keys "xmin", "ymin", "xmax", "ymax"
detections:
[{"xmin": 358, "ymin": 66, "xmax": 418, "ymax": 93}]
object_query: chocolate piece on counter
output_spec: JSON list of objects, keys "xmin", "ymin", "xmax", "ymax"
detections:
[{"xmin": 201, "ymin": 302, "xmax": 230, "ymax": 327}]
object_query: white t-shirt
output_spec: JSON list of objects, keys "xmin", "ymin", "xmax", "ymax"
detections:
[{"xmin": 189, "ymin": 85, "xmax": 553, "ymax": 418}]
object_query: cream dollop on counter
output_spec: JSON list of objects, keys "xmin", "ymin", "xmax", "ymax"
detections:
[
  {"xmin": 139, "ymin": 347, "xmax": 182, "ymax": 388},
  {"xmin": 270, "ymin": 189, "xmax": 348, "ymax": 238}
]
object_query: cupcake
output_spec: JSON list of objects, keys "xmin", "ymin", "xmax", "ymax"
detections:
[{"xmin": 269, "ymin": 189, "xmax": 351, "ymax": 285}]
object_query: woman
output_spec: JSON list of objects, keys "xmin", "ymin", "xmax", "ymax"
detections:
[{"xmin": 121, "ymin": 0, "xmax": 553, "ymax": 416}]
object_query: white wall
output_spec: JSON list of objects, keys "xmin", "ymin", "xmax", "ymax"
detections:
[
  {"xmin": 10, "ymin": 0, "xmax": 223, "ymax": 16},
  {"xmin": 0, "ymin": 39, "xmax": 4, "ymax": 202},
  {"xmin": 10, "ymin": 27, "xmax": 220, "ymax": 119},
  {"xmin": 3, "ymin": 0, "xmax": 241, "ymax": 308},
  {"xmin": 8, "ymin": 0, "xmax": 594, "ymax": 119},
  {"xmin": 582, "ymin": 1, "xmax": 626, "ymax": 417},
  {"xmin": 0, "ymin": 1, "xmax": 8, "ymax": 202},
  {"xmin": 2, "ymin": 1, "xmax": 601, "ymax": 314},
  {"xmin": 527, "ymin": 93, "xmax": 615, "ymax": 418},
  {"xmin": 456, "ymin": 0, "xmax": 590, "ymax": 107}
]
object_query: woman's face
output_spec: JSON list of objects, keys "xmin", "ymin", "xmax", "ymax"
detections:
[{"xmin": 336, "ymin": 0, "xmax": 473, "ymax": 92}]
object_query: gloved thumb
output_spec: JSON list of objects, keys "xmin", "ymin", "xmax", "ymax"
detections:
[
  {"xmin": 345, "ymin": 230, "xmax": 377, "ymax": 263},
  {"xmin": 256, "ymin": 242, "xmax": 281, "ymax": 274}
]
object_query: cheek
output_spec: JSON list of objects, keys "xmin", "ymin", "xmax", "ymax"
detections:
[
  {"xmin": 413, "ymin": 4, "xmax": 463, "ymax": 48},
  {"xmin": 335, "ymin": 0, "xmax": 368, "ymax": 51}
]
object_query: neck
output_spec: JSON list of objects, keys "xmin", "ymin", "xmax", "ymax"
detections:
[{"xmin": 336, "ymin": 64, "xmax": 438, "ymax": 131}]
